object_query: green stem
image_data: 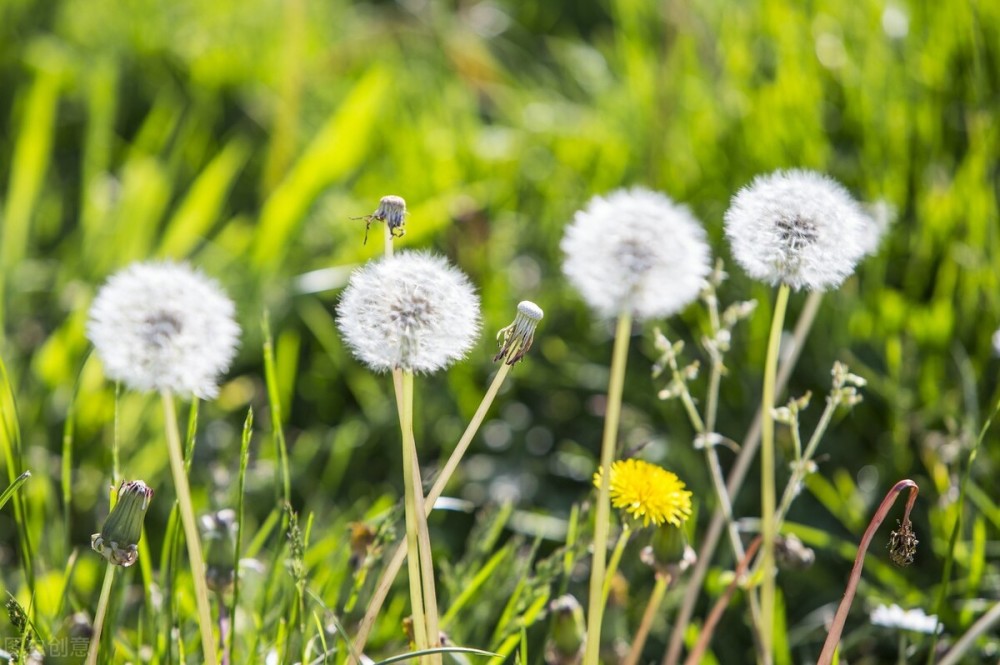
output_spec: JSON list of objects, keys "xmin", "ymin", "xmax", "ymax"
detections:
[
  {"xmin": 396, "ymin": 371, "xmax": 429, "ymax": 658},
  {"xmin": 351, "ymin": 363, "xmax": 514, "ymax": 663},
  {"xmin": 85, "ymin": 564, "xmax": 116, "ymax": 665},
  {"xmin": 584, "ymin": 312, "xmax": 632, "ymax": 665},
  {"xmin": 601, "ymin": 526, "xmax": 631, "ymax": 606},
  {"xmin": 622, "ymin": 573, "xmax": 670, "ymax": 665},
  {"xmin": 403, "ymin": 371, "xmax": 442, "ymax": 664},
  {"xmin": 162, "ymin": 389, "xmax": 218, "ymax": 663},
  {"xmin": 759, "ymin": 283, "xmax": 790, "ymax": 664}
]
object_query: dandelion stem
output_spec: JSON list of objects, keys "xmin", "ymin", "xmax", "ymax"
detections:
[
  {"xmin": 817, "ymin": 479, "xmax": 919, "ymax": 665},
  {"xmin": 352, "ymin": 362, "xmax": 514, "ymax": 663},
  {"xmin": 664, "ymin": 290, "xmax": 821, "ymax": 665},
  {"xmin": 85, "ymin": 564, "xmax": 116, "ymax": 665},
  {"xmin": 623, "ymin": 572, "xmax": 670, "ymax": 665},
  {"xmin": 396, "ymin": 370, "xmax": 429, "ymax": 660},
  {"xmin": 601, "ymin": 526, "xmax": 630, "ymax": 606},
  {"xmin": 403, "ymin": 371, "xmax": 442, "ymax": 664},
  {"xmin": 584, "ymin": 312, "xmax": 632, "ymax": 665},
  {"xmin": 759, "ymin": 282, "xmax": 790, "ymax": 663},
  {"xmin": 162, "ymin": 389, "xmax": 218, "ymax": 664}
]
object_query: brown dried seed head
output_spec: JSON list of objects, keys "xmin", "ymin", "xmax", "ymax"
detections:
[{"xmin": 888, "ymin": 519, "xmax": 918, "ymax": 567}]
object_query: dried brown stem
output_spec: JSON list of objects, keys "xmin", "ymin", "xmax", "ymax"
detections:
[{"xmin": 817, "ymin": 479, "xmax": 919, "ymax": 665}]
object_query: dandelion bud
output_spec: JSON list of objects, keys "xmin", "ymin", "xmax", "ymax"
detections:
[
  {"xmin": 494, "ymin": 300, "xmax": 544, "ymax": 365},
  {"xmin": 201, "ymin": 509, "xmax": 238, "ymax": 592},
  {"xmin": 545, "ymin": 595, "xmax": 586, "ymax": 665},
  {"xmin": 562, "ymin": 188, "xmax": 711, "ymax": 321},
  {"xmin": 336, "ymin": 252, "xmax": 481, "ymax": 373},
  {"xmin": 724, "ymin": 170, "xmax": 871, "ymax": 291},
  {"xmin": 87, "ymin": 262, "xmax": 241, "ymax": 400},
  {"xmin": 641, "ymin": 524, "xmax": 697, "ymax": 576},
  {"xmin": 91, "ymin": 480, "xmax": 154, "ymax": 567}
]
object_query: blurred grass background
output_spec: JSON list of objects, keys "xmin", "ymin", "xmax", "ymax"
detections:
[{"xmin": 0, "ymin": 0, "xmax": 998, "ymax": 662}]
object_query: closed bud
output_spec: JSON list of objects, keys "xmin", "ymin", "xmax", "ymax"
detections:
[
  {"xmin": 545, "ymin": 595, "xmax": 586, "ymax": 665},
  {"xmin": 92, "ymin": 480, "xmax": 154, "ymax": 567}
]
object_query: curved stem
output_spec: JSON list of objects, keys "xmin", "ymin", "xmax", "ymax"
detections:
[
  {"xmin": 623, "ymin": 573, "xmax": 670, "ymax": 665},
  {"xmin": 759, "ymin": 283, "xmax": 790, "ymax": 663},
  {"xmin": 85, "ymin": 564, "xmax": 116, "ymax": 665},
  {"xmin": 162, "ymin": 389, "xmax": 218, "ymax": 663},
  {"xmin": 817, "ymin": 479, "xmax": 920, "ymax": 665},
  {"xmin": 664, "ymin": 290, "xmax": 821, "ymax": 665},
  {"xmin": 584, "ymin": 313, "xmax": 633, "ymax": 665}
]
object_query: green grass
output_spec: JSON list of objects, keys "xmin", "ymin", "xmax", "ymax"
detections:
[{"xmin": 0, "ymin": 0, "xmax": 999, "ymax": 663}]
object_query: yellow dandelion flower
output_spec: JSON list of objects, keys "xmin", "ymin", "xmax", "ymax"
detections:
[{"xmin": 593, "ymin": 459, "xmax": 692, "ymax": 527}]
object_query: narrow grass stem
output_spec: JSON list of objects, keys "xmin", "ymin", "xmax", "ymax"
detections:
[
  {"xmin": 759, "ymin": 283, "xmax": 790, "ymax": 663},
  {"xmin": 622, "ymin": 573, "xmax": 670, "ymax": 665},
  {"xmin": 403, "ymin": 372, "xmax": 442, "ymax": 664},
  {"xmin": 396, "ymin": 370, "xmax": 429, "ymax": 660},
  {"xmin": 928, "ymin": 396, "xmax": 1000, "ymax": 662},
  {"xmin": 817, "ymin": 479, "xmax": 919, "ymax": 665},
  {"xmin": 584, "ymin": 312, "xmax": 632, "ymax": 665},
  {"xmin": 351, "ymin": 363, "xmax": 514, "ymax": 662},
  {"xmin": 85, "ymin": 564, "xmax": 116, "ymax": 665},
  {"xmin": 229, "ymin": 409, "xmax": 254, "ymax": 665},
  {"xmin": 601, "ymin": 526, "xmax": 630, "ymax": 606},
  {"xmin": 161, "ymin": 389, "xmax": 219, "ymax": 664},
  {"xmin": 663, "ymin": 290, "xmax": 821, "ymax": 665}
]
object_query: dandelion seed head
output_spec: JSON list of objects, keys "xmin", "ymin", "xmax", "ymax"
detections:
[
  {"xmin": 336, "ymin": 251, "xmax": 481, "ymax": 373},
  {"xmin": 870, "ymin": 604, "xmax": 939, "ymax": 634},
  {"xmin": 724, "ymin": 170, "xmax": 870, "ymax": 291},
  {"xmin": 561, "ymin": 188, "xmax": 711, "ymax": 320},
  {"xmin": 593, "ymin": 459, "xmax": 693, "ymax": 528},
  {"xmin": 87, "ymin": 262, "xmax": 241, "ymax": 400}
]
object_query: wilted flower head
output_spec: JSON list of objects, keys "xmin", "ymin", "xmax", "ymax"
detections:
[
  {"xmin": 593, "ymin": 459, "xmax": 693, "ymax": 527},
  {"xmin": 494, "ymin": 300, "xmax": 544, "ymax": 365},
  {"xmin": 92, "ymin": 480, "xmax": 154, "ymax": 567},
  {"xmin": 724, "ymin": 170, "xmax": 871, "ymax": 291},
  {"xmin": 870, "ymin": 603, "xmax": 939, "ymax": 634},
  {"xmin": 87, "ymin": 262, "xmax": 241, "ymax": 399},
  {"xmin": 336, "ymin": 251, "xmax": 481, "ymax": 373},
  {"xmin": 561, "ymin": 188, "xmax": 711, "ymax": 320},
  {"xmin": 354, "ymin": 194, "xmax": 408, "ymax": 244}
]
